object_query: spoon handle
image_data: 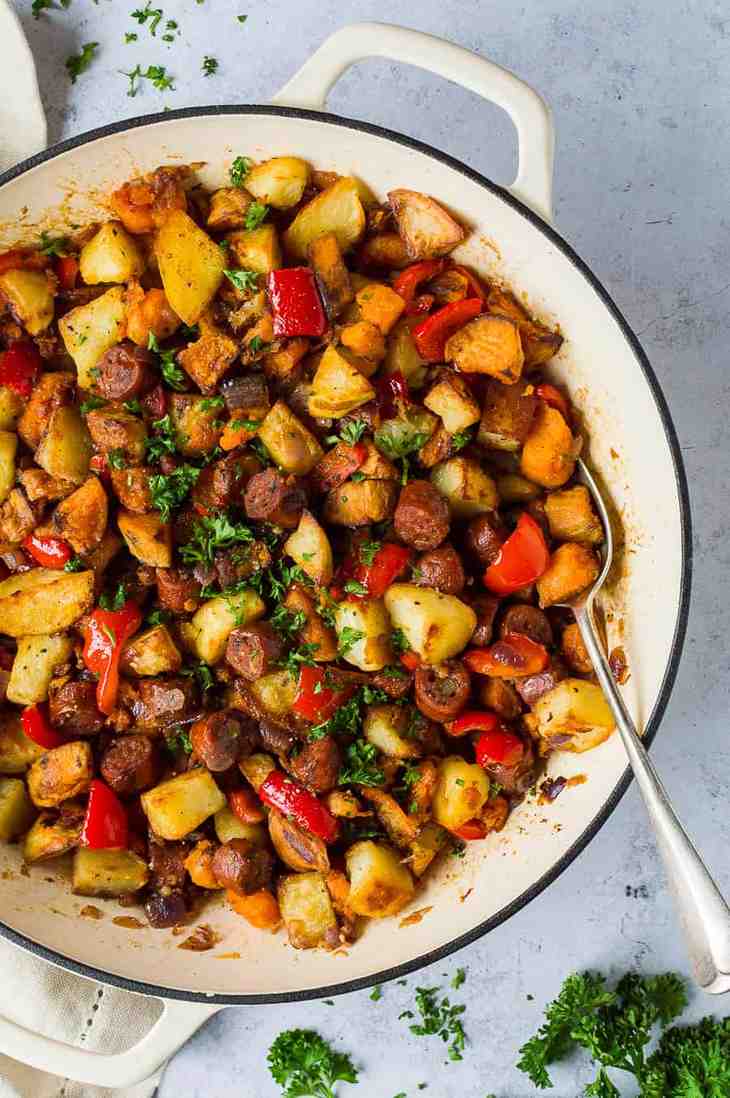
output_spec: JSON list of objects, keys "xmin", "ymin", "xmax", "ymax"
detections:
[{"xmin": 574, "ymin": 602, "xmax": 730, "ymax": 994}]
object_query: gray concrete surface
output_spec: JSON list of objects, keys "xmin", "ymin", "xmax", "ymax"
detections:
[{"xmin": 12, "ymin": 0, "xmax": 730, "ymax": 1094}]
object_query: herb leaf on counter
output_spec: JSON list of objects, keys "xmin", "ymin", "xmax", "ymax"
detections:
[
  {"xmin": 268, "ymin": 1028, "xmax": 358, "ymax": 1098},
  {"xmin": 66, "ymin": 42, "xmax": 99, "ymax": 84}
]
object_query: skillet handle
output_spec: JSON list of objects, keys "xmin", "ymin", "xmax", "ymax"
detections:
[
  {"xmin": 272, "ymin": 21, "xmax": 555, "ymax": 223},
  {"xmin": 0, "ymin": 998, "xmax": 217, "ymax": 1088}
]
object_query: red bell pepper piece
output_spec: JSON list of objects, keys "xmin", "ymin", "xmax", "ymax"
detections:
[
  {"xmin": 464, "ymin": 633, "xmax": 550, "ymax": 679},
  {"xmin": 475, "ymin": 727, "xmax": 525, "ymax": 769},
  {"xmin": 453, "ymin": 818, "xmax": 488, "ymax": 841},
  {"xmin": 411, "ymin": 297, "xmax": 483, "ymax": 362},
  {"xmin": 267, "ymin": 267, "xmax": 327, "ymax": 338},
  {"xmin": 400, "ymin": 650, "xmax": 420, "ymax": 671},
  {"xmin": 0, "ymin": 341, "xmax": 43, "ymax": 399},
  {"xmin": 445, "ymin": 709, "xmax": 501, "ymax": 738},
  {"xmin": 376, "ymin": 370, "xmax": 411, "ymax": 418},
  {"xmin": 291, "ymin": 665, "xmax": 355, "ymax": 724},
  {"xmin": 22, "ymin": 533, "xmax": 73, "ymax": 569},
  {"xmin": 392, "ymin": 259, "xmax": 446, "ymax": 307},
  {"xmin": 21, "ymin": 704, "xmax": 65, "ymax": 750},
  {"xmin": 228, "ymin": 787, "xmax": 265, "ymax": 824},
  {"xmin": 312, "ymin": 441, "xmax": 367, "ymax": 493},
  {"xmin": 536, "ymin": 382, "xmax": 571, "ymax": 422},
  {"xmin": 82, "ymin": 600, "xmax": 142, "ymax": 715},
  {"xmin": 354, "ymin": 542, "xmax": 411, "ymax": 598},
  {"xmin": 55, "ymin": 255, "xmax": 79, "ymax": 291},
  {"xmin": 483, "ymin": 512, "xmax": 550, "ymax": 596},
  {"xmin": 80, "ymin": 780, "xmax": 129, "ymax": 850},
  {"xmin": 259, "ymin": 770, "xmax": 339, "ymax": 843}
]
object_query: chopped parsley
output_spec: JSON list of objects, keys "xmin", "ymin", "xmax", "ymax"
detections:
[
  {"xmin": 122, "ymin": 64, "xmax": 175, "ymax": 96},
  {"xmin": 390, "ymin": 628, "xmax": 411, "ymax": 655},
  {"xmin": 338, "ymin": 740, "xmax": 385, "ymax": 787},
  {"xmin": 400, "ymin": 986, "xmax": 467, "ymax": 1063},
  {"xmin": 370, "ymin": 985, "xmax": 382, "ymax": 1002},
  {"xmin": 199, "ymin": 396, "xmax": 225, "ymax": 412},
  {"xmin": 337, "ymin": 627, "xmax": 364, "ymax": 657},
  {"xmin": 79, "ymin": 395, "xmax": 107, "ymax": 415},
  {"xmin": 124, "ymin": 31, "xmax": 138, "ymax": 43},
  {"xmin": 32, "ymin": 0, "xmax": 70, "ymax": 16},
  {"xmin": 236, "ymin": 13, "xmax": 247, "ymax": 22},
  {"xmin": 64, "ymin": 555, "xmax": 85, "ymax": 573},
  {"xmin": 277, "ymin": 643, "xmax": 319, "ymax": 675},
  {"xmin": 230, "ymin": 155, "xmax": 253, "ymax": 187},
  {"xmin": 123, "ymin": 399, "xmax": 143, "ymax": 415},
  {"xmin": 180, "ymin": 513, "xmax": 255, "ymax": 569},
  {"xmin": 38, "ymin": 231, "xmax": 69, "ymax": 256},
  {"xmin": 308, "ymin": 683, "xmax": 387, "ymax": 742},
  {"xmin": 149, "ymin": 464, "xmax": 201, "ymax": 522},
  {"xmin": 248, "ymin": 335, "xmax": 269, "ymax": 354},
  {"xmin": 165, "ymin": 727, "xmax": 192, "ymax": 754},
  {"xmin": 146, "ymin": 608, "xmax": 171, "ymax": 627},
  {"xmin": 181, "ymin": 661, "xmax": 215, "ymax": 693},
  {"xmin": 223, "ymin": 268, "xmax": 259, "ymax": 293},
  {"xmin": 451, "ymin": 968, "xmax": 466, "ymax": 990},
  {"xmin": 66, "ymin": 42, "xmax": 99, "ymax": 84},
  {"xmin": 267, "ymin": 1029, "xmax": 358, "ymax": 1098},
  {"xmin": 270, "ymin": 605, "xmax": 306, "ymax": 642},
  {"xmin": 202, "ymin": 55, "xmax": 218, "ymax": 77},
  {"xmin": 145, "ymin": 414, "xmax": 179, "ymax": 463},
  {"xmin": 148, "ymin": 332, "xmax": 187, "ymax": 391},
  {"xmin": 358, "ymin": 540, "xmax": 381, "ymax": 567},
  {"xmin": 107, "ymin": 449, "xmax": 126, "ymax": 471},
  {"xmin": 343, "ymin": 580, "xmax": 368, "ymax": 596},
  {"xmin": 99, "ymin": 583, "xmax": 127, "ymax": 612},
  {"xmin": 244, "ymin": 202, "xmax": 268, "ymax": 230},
  {"xmin": 131, "ymin": 1, "xmax": 163, "ymax": 35},
  {"xmin": 451, "ymin": 429, "xmax": 473, "ymax": 452},
  {"xmin": 325, "ymin": 419, "xmax": 367, "ymax": 447}
]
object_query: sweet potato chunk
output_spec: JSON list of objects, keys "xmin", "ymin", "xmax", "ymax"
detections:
[
  {"xmin": 388, "ymin": 189, "xmax": 465, "ymax": 259},
  {"xmin": 537, "ymin": 543, "xmax": 600, "ymax": 607},
  {"xmin": 52, "ymin": 476, "xmax": 108, "ymax": 553},
  {"xmin": 283, "ymin": 585, "xmax": 338, "ymax": 662},
  {"xmin": 446, "ymin": 315, "xmax": 524, "ymax": 383},
  {"xmin": 478, "ymin": 379, "xmax": 538, "ymax": 452},
  {"xmin": 17, "ymin": 372, "xmax": 75, "ymax": 450},
  {"xmin": 486, "ymin": 286, "xmax": 563, "ymax": 367},
  {"xmin": 545, "ymin": 485, "xmax": 603, "ymax": 545},
  {"xmin": 355, "ymin": 282, "xmax": 405, "ymax": 335},
  {"xmin": 521, "ymin": 402, "xmax": 578, "ymax": 488},
  {"xmin": 308, "ymin": 232, "xmax": 354, "ymax": 318}
]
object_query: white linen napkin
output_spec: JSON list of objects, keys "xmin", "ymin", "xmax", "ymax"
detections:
[{"xmin": 0, "ymin": 938, "xmax": 164, "ymax": 1098}]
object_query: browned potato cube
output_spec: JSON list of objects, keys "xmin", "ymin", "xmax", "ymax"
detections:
[
  {"xmin": 486, "ymin": 286, "xmax": 563, "ymax": 367},
  {"xmin": 308, "ymin": 232, "xmax": 354, "ymax": 318},
  {"xmin": 169, "ymin": 395, "xmax": 223, "ymax": 457},
  {"xmin": 258, "ymin": 400, "xmax": 323, "ymax": 474},
  {"xmin": 51, "ymin": 476, "xmax": 108, "ymax": 553},
  {"xmin": 206, "ymin": 187, "xmax": 252, "ymax": 231},
  {"xmin": 17, "ymin": 372, "xmax": 75, "ymax": 450},
  {"xmin": 323, "ymin": 479, "xmax": 398, "ymax": 526},
  {"xmin": 110, "ymin": 467, "xmax": 153, "ymax": 514},
  {"xmin": 537, "ymin": 543, "xmax": 600, "ymax": 607},
  {"xmin": 521, "ymin": 402, "xmax": 578, "ymax": 488},
  {"xmin": 340, "ymin": 321, "xmax": 385, "ymax": 362},
  {"xmin": 388, "ymin": 189, "xmax": 465, "ymax": 259},
  {"xmin": 446, "ymin": 315, "xmax": 524, "ymax": 383},
  {"xmin": 545, "ymin": 485, "xmax": 603, "ymax": 545},
  {"xmin": 478, "ymin": 379, "xmax": 538, "ymax": 451},
  {"xmin": 118, "ymin": 510, "xmax": 172, "ymax": 567},
  {"xmin": 424, "ymin": 372, "xmax": 480, "ymax": 434},
  {"xmin": 27, "ymin": 741, "xmax": 93, "ymax": 808},
  {"xmin": 262, "ymin": 338, "xmax": 309, "ymax": 382},
  {"xmin": 86, "ymin": 410, "xmax": 147, "ymax": 465},
  {"xmin": 178, "ymin": 320, "xmax": 239, "ymax": 391}
]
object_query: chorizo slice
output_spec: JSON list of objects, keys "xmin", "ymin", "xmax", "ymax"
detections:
[
  {"xmin": 48, "ymin": 679, "xmax": 105, "ymax": 736},
  {"xmin": 285, "ymin": 736, "xmax": 341, "ymax": 794},
  {"xmin": 415, "ymin": 544, "xmax": 465, "ymax": 594},
  {"xmin": 96, "ymin": 341, "xmax": 157, "ymax": 402},
  {"xmin": 268, "ymin": 808, "xmax": 330, "ymax": 873},
  {"xmin": 100, "ymin": 734, "xmax": 160, "ymax": 796},
  {"xmin": 225, "ymin": 623, "xmax": 283, "ymax": 682},
  {"xmin": 414, "ymin": 660, "xmax": 471, "ymax": 722},
  {"xmin": 190, "ymin": 710, "xmax": 247, "ymax": 772},
  {"xmin": 394, "ymin": 479, "xmax": 450, "ymax": 550},
  {"xmin": 243, "ymin": 468, "xmax": 306, "ymax": 528},
  {"xmin": 499, "ymin": 604, "xmax": 553, "ymax": 648},
  {"xmin": 212, "ymin": 839, "xmax": 274, "ymax": 895}
]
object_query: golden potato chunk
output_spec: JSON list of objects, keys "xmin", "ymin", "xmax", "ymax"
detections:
[
  {"xmin": 7, "ymin": 633, "xmax": 74, "ymax": 706},
  {"xmin": 0, "ymin": 568, "xmax": 94, "ymax": 637},
  {"xmin": 424, "ymin": 372, "xmax": 480, "ymax": 434},
  {"xmin": 284, "ymin": 510, "xmax": 334, "ymax": 586},
  {"xmin": 278, "ymin": 870, "xmax": 338, "ymax": 949},
  {"xmin": 0, "ymin": 778, "xmax": 34, "ymax": 842},
  {"xmin": 432, "ymin": 756, "xmax": 489, "ymax": 831},
  {"xmin": 0, "ymin": 269, "xmax": 54, "ymax": 335},
  {"xmin": 258, "ymin": 400, "xmax": 323, "ymax": 475},
  {"xmin": 206, "ymin": 187, "xmax": 252, "ymax": 231},
  {"xmin": 478, "ymin": 378, "xmax": 538, "ymax": 452},
  {"xmin": 36, "ymin": 406, "xmax": 92, "ymax": 485},
  {"xmin": 79, "ymin": 221, "xmax": 145, "ymax": 284},
  {"xmin": 308, "ymin": 344, "xmax": 376, "ymax": 418},
  {"xmin": 0, "ymin": 714, "xmax": 44, "ymax": 774},
  {"xmin": 27, "ymin": 741, "xmax": 93, "ymax": 808},
  {"xmin": 284, "ymin": 177, "xmax": 365, "ymax": 259},
  {"xmin": 72, "ymin": 849, "xmax": 149, "ymax": 897},
  {"xmin": 446, "ymin": 315, "xmax": 524, "ymax": 383},
  {"xmin": 323, "ymin": 479, "xmax": 398, "ymax": 526},
  {"xmin": 346, "ymin": 840, "xmax": 414, "ymax": 917},
  {"xmin": 156, "ymin": 209, "xmax": 226, "ymax": 325},
  {"xmin": 245, "ymin": 156, "xmax": 309, "ymax": 209},
  {"xmin": 383, "ymin": 584, "xmax": 476, "ymax": 665},
  {"xmin": 388, "ymin": 189, "xmax": 465, "ymax": 259},
  {"xmin": 58, "ymin": 286, "xmax": 127, "ymax": 389},
  {"xmin": 545, "ymin": 485, "xmax": 603, "ymax": 545},
  {"xmin": 141, "ymin": 768, "xmax": 226, "ymax": 840},
  {"xmin": 118, "ymin": 510, "xmax": 172, "ymax": 567},
  {"xmin": 23, "ymin": 811, "xmax": 79, "ymax": 862},
  {"xmin": 530, "ymin": 679, "xmax": 615, "ymax": 753},
  {"xmin": 52, "ymin": 476, "xmax": 108, "ymax": 554},
  {"xmin": 120, "ymin": 624, "xmax": 182, "ymax": 676}
]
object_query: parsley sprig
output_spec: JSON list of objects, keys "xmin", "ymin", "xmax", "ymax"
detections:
[
  {"xmin": 66, "ymin": 42, "xmax": 99, "ymax": 84},
  {"xmin": 145, "ymin": 414, "xmax": 179, "ymax": 463},
  {"xmin": 230, "ymin": 156, "xmax": 252, "ymax": 186},
  {"xmin": 149, "ymin": 464, "xmax": 201, "ymax": 522},
  {"xmin": 338, "ymin": 741, "xmax": 385, "ymax": 787},
  {"xmin": 180, "ymin": 513, "xmax": 255, "ymax": 569},
  {"xmin": 223, "ymin": 268, "xmax": 259, "ymax": 293},
  {"xmin": 267, "ymin": 1029, "xmax": 358, "ymax": 1098},
  {"xmin": 148, "ymin": 332, "xmax": 187, "ymax": 391}
]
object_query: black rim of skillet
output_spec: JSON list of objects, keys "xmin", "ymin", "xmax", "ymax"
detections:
[{"xmin": 0, "ymin": 105, "xmax": 693, "ymax": 1006}]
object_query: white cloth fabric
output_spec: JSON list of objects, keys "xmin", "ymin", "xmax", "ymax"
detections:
[{"xmin": 0, "ymin": 938, "xmax": 163, "ymax": 1098}]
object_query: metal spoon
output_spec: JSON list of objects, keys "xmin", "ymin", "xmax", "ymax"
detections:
[{"xmin": 561, "ymin": 458, "xmax": 730, "ymax": 994}]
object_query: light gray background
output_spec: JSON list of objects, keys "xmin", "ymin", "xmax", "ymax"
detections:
[{"xmin": 11, "ymin": 1, "xmax": 730, "ymax": 1094}]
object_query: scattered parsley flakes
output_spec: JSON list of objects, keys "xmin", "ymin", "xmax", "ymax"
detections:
[
  {"xmin": 244, "ymin": 201, "xmax": 268, "ymax": 230},
  {"xmin": 66, "ymin": 42, "xmax": 99, "ymax": 84},
  {"xmin": 202, "ymin": 55, "xmax": 218, "ymax": 77},
  {"xmin": 277, "ymin": 643, "xmax": 319, "ymax": 675},
  {"xmin": 229, "ymin": 155, "xmax": 252, "ymax": 187},
  {"xmin": 165, "ymin": 726, "xmax": 192, "ymax": 754},
  {"xmin": 180, "ymin": 513, "xmax": 254, "ymax": 569},
  {"xmin": 337, "ymin": 626, "xmax": 364, "ymax": 657},
  {"xmin": 325, "ymin": 419, "xmax": 367, "ymax": 447},
  {"xmin": 400, "ymin": 985, "xmax": 467, "ymax": 1063},
  {"xmin": 64, "ymin": 555, "xmax": 85, "ymax": 573},
  {"xmin": 236, "ymin": 13, "xmax": 247, "ymax": 23},
  {"xmin": 338, "ymin": 740, "xmax": 384, "ymax": 787},
  {"xmin": 267, "ymin": 1029, "xmax": 358, "ymax": 1098},
  {"xmin": 32, "ymin": 0, "xmax": 70, "ymax": 17},
  {"xmin": 146, "ymin": 608, "xmax": 171, "ymax": 627},
  {"xmin": 38, "ymin": 231, "xmax": 69, "ymax": 256},
  {"xmin": 223, "ymin": 267, "xmax": 259, "ymax": 293},
  {"xmin": 270, "ymin": 605, "xmax": 306, "ymax": 642},
  {"xmin": 343, "ymin": 580, "xmax": 368, "ymax": 596},
  {"xmin": 79, "ymin": 395, "xmax": 107, "ymax": 415},
  {"xmin": 131, "ymin": 1, "xmax": 163, "ymax": 35},
  {"xmin": 451, "ymin": 967, "xmax": 466, "ymax": 990},
  {"xmin": 199, "ymin": 395, "xmax": 225, "ymax": 412},
  {"xmin": 145, "ymin": 414, "xmax": 179, "ymax": 463},
  {"xmin": 107, "ymin": 449, "xmax": 126, "ymax": 471},
  {"xmin": 99, "ymin": 582, "xmax": 127, "ymax": 612},
  {"xmin": 390, "ymin": 628, "xmax": 411, "ymax": 655},
  {"xmin": 125, "ymin": 31, "xmax": 138, "ymax": 43},
  {"xmin": 182, "ymin": 660, "xmax": 215, "ymax": 692},
  {"xmin": 450, "ymin": 428, "xmax": 473, "ymax": 452},
  {"xmin": 369, "ymin": 985, "xmax": 382, "ymax": 1002},
  {"xmin": 122, "ymin": 63, "xmax": 175, "ymax": 96},
  {"xmin": 149, "ymin": 464, "xmax": 201, "ymax": 523},
  {"xmin": 358, "ymin": 540, "xmax": 381, "ymax": 567}
]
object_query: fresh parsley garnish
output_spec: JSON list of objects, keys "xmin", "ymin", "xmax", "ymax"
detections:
[
  {"xmin": 248, "ymin": 335, "xmax": 268, "ymax": 354},
  {"xmin": 124, "ymin": 31, "xmax": 138, "ymax": 43},
  {"xmin": 390, "ymin": 628, "xmax": 411, "ymax": 655},
  {"xmin": 358, "ymin": 541, "xmax": 381, "ymax": 567},
  {"xmin": 199, "ymin": 396, "xmax": 225, "ymax": 412},
  {"xmin": 338, "ymin": 740, "xmax": 385, "ymax": 787},
  {"xmin": 325, "ymin": 419, "xmax": 367, "ymax": 447},
  {"xmin": 124, "ymin": 399, "xmax": 143, "ymax": 414},
  {"xmin": 181, "ymin": 661, "xmax": 215, "ymax": 693},
  {"xmin": 451, "ymin": 968, "xmax": 466, "ymax": 990},
  {"xmin": 32, "ymin": 0, "xmax": 69, "ymax": 17},
  {"xmin": 343, "ymin": 580, "xmax": 368, "ymax": 596},
  {"xmin": 79, "ymin": 395, "xmax": 107, "ymax": 415},
  {"xmin": 122, "ymin": 64, "xmax": 174, "ymax": 96},
  {"xmin": 400, "ymin": 986, "xmax": 467, "ymax": 1063},
  {"xmin": 107, "ymin": 449, "xmax": 126, "ymax": 471},
  {"xmin": 131, "ymin": 1, "xmax": 162, "ymax": 35},
  {"xmin": 370, "ymin": 985, "xmax": 382, "ymax": 1002},
  {"xmin": 145, "ymin": 414, "xmax": 179, "ymax": 463},
  {"xmin": 278, "ymin": 643, "xmax": 319, "ymax": 675},
  {"xmin": 99, "ymin": 583, "xmax": 128, "ymax": 612},
  {"xmin": 64, "ymin": 555, "xmax": 85, "ymax": 573},
  {"xmin": 451, "ymin": 429, "xmax": 473, "ymax": 452},
  {"xmin": 244, "ymin": 202, "xmax": 268, "ymax": 230},
  {"xmin": 230, "ymin": 155, "xmax": 252, "ymax": 187},
  {"xmin": 165, "ymin": 727, "xmax": 192, "ymax": 754},
  {"xmin": 148, "ymin": 332, "xmax": 186, "ymax": 391},
  {"xmin": 180, "ymin": 513, "xmax": 255, "ymax": 568},
  {"xmin": 267, "ymin": 1029, "xmax": 358, "ymax": 1098},
  {"xmin": 146, "ymin": 608, "xmax": 171, "ymax": 627},
  {"xmin": 223, "ymin": 268, "xmax": 259, "ymax": 293},
  {"xmin": 337, "ymin": 627, "xmax": 364, "ymax": 657},
  {"xmin": 202, "ymin": 55, "xmax": 218, "ymax": 76},
  {"xmin": 308, "ymin": 684, "xmax": 387, "ymax": 743},
  {"xmin": 66, "ymin": 42, "xmax": 99, "ymax": 84},
  {"xmin": 270, "ymin": 606, "xmax": 306, "ymax": 642},
  {"xmin": 236, "ymin": 13, "xmax": 247, "ymax": 22},
  {"xmin": 149, "ymin": 464, "xmax": 201, "ymax": 522}
]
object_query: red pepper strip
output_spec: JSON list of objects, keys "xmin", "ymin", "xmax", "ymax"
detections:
[
  {"xmin": 228, "ymin": 787, "xmax": 265, "ymax": 824},
  {"xmin": 80, "ymin": 780, "xmax": 129, "ymax": 850},
  {"xmin": 392, "ymin": 259, "xmax": 446, "ymax": 307},
  {"xmin": 291, "ymin": 665, "xmax": 356, "ymax": 724},
  {"xmin": 21, "ymin": 704, "xmax": 65, "ymax": 749},
  {"xmin": 82, "ymin": 600, "xmax": 142, "ymax": 715},
  {"xmin": 22, "ymin": 533, "xmax": 73, "ymax": 569},
  {"xmin": 400, "ymin": 650, "xmax": 420, "ymax": 671},
  {"xmin": 267, "ymin": 267, "xmax": 327, "ymax": 338},
  {"xmin": 464, "ymin": 633, "xmax": 550, "ymax": 679},
  {"xmin": 259, "ymin": 770, "xmax": 339, "ymax": 844},
  {"xmin": 354, "ymin": 542, "xmax": 412, "ymax": 599},
  {"xmin": 376, "ymin": 370, "xmax": 411, "ymax": 418},
  {"xmin": 450, "ymin": 264, "xmax": 486, "ymax": 301},
  {"xmin": 445, "ymin": 709, "xmax": 501, "ymax": 738},
  {"xmin": 0, "ymin": 249, "xmax": 47, "ymax": 275},
  {"xmin": 483, "ymin": 512, "xmax": 550, "ymax": 596},
  {"xmin": 536, "ymin": 382, "xmax": 571, "ymax": 422},
  {"xmin": 475, "ymin": 728, "xmax": 525, "ymax": 769},
  {"xmin": 412, "ymin": 297, "xmax": 483, "ymax": 362},
  {"xmin": 406, "ymin": 293, "xmax": 435, "ymax": 317},
  {"xmin": 0, "ymin": 341, "xmax": 43, "ymax": 398},
  {"xmin": 453, "ymin": 818, "xmax": 487, "ymax": 841},
  {"xmin": 54, "ymin": 255, "xmax": 79, "ymax": 291},
  {"xmin": 312, "ymin": 441, "xmax": 367, "ymax": 493}
]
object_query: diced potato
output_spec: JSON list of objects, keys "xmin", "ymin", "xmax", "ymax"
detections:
[
  {"xmin": 0, "ymin": 429, "xmax": 17, "ymax": 504},
  {"xmin": 245, "ymin": 156, "xmax": 309, "ymax": 209},
  {"xmin": 521, "ymin": 402, "xmax": 578, "ymax": 488},
  {"xmin": 495, "ymin": 473, "xmax": 542, "ymax": 503},
  {"xmin": 169, "ymin": 394, "xmax": 222, "ymax": 457},
  {"xmin": 248, "ymin": 668, "xmax": 298, "ymax": 718},
  {"xmin": 284, "ymin": 177, "xmax": 366, "ymax": 259},
  {"xmin": 23, "ymin": 811, "xmax": 79, "ymax": 862},
  {"xmin": 86, "ymin": 409, "xmax": 148, "ymax": 465},
  {"xmin": 27, "ymin": 741, "xmax": 93, "ymax": 808},
  {"xmin": 424, "ymin": 373, "xmax": 480, "ymax": 434},
  {"xmin": 0, "ymin": 487, "xmax": 34, "ymax": 545},
  {"xmin": 141, "ymin": 768, "xmax": 226, "ymax": 840},
  {"xmin": 0, "ymin": 778, "xmax": 34, "ymax": 841},
  {"xmin": 346, "ymin": 840, "xmax": 414, "ymax": 917},
  {"xmin": 383, "ymin": 319, "xmax": 428, "ymax": 389},
  {"xmin": 17, "ymin": 372, "xmax": 75, "ymax": 451},
  {"xmin": 308, "ymin": 344, "xmax": 376, "ymax": 418},
  {"xmin": 284, "ymin": 510, "xmax": 333, "ymax": 586},
  {"xmin": 545, "ymin": 485, "xmax": 603, "ymax": 545},
  {"xmin": 430, "ymin": 456, "xmax": 498, "ymax": 517},
  {"xmin": 323, "ymin": 479, "xmax": 398, "ymax": 526},
  {"xmin": 0, "ymin": 714, "xmax": 44, "ymax": 774},
  {"xmin": 388, "ymin": 189, "xmax": 465, "ymax": 259},
  {"xmin": 325, "ymin": 789, "xmax": 364, "ymax": 818},
  {"xmin": 283, "ymin": 586, "xmax": 338, "ymax": 662},
  {"xmin": 432, "ymin": 756, "xmax": 489, "ymax": 831},
  {"xmin": 364, "ymin": 704, "xmax": 423, "ymax": 759},
  {"xmin": 384, "ymin": 584, "xmax": 476, "ymax": 665},
  {"xmin": 308, "ymin": 232, "xmax": 354, "ymax": 318},
  {"xmin": 227, "ymin": 224, "xmax": 282, "ymax": 275},
  {"xmin": 36, "ymin": 406, "xmax": 92, "ymax": 484},
  {"xmin": 0, "ymin": 567, "xmax": 94, "ymax": 637},
  {"xmin": 213, "ymin": 806, "xmax": 266, "ymax": 846},
  {"xmin": 51, "ymin": 476, "xmax": 108, "ymax": 554},
  {"xmin": 359, "ymin": 787, "xmax": 419, "ymax": 848},
  {"xmin": 278, "ymin": 870, "xmax": 338, "ymax": 949},
  {"xmin": 156, "ymin": 209, "xmax": 226, "ymax": 325},
  {"xmin": 239, "ymin": 752, "xmax": 276, "ymax": 792},
  {"xmin": 206, "ymin": 187, "xmax": 252, "ymax": 231},
  {"xmin": 537, "ymin": 542, "xmax": 600, "ymax": 607},
  {"xmin": 58, "ymin": 286, "xmax": 126, "ymax": 388},
  {"xmin": 356, "ymin": 440, "xmax": 398, "ymax": 481},
  {"xmin": 72, "ymin": 849, "xmax": 150, "ymax": 897},
  {"xmin": 7, "ymin": 633, "xmax": 73, "ymax": 706},
  {"xmin": 258, "ymin": 400, "xmax": 323, "ymax": 474},
  {"xmin": 478, "ymin": 378, "xmax": 538, "ymax": 451},
  {"xmin": 177, "ymin": 317, "xmax": 239, "ymax": 391},
  {"xmin": 530, "ymin": 679, "xmax": 615, "ymax": 753},
  {"xmin": 409, "ymin": 821, "xmax": 450, "ymax": 877},
  {"xmin": 117, "ymin": 510, "xmax": 171, "ymax": 568},
  {"xmin": 181, "ymin": 588, "xmax": 265, "ymax": 665},
  {"xmin": 262, "ymin": 336, "xmax": 308, "ymax": 381},
  {"xmin": 184, "ymin": 839, "xmax": 223, "ymax": 889},
  {"xmin": 335, "ymin": 597, "xmax": 392, "ymax": 671},
  {"xmin": 0, "ymin": 386, "xmax": 23, "ymax": 430},
  {"xmin": 446, "ymin": 315, "xmax": 524, "ymax": 383},
  {"xmin": 120, "ymin": 624, "xmax": 182, "ymax": 677},
  {"xmin": 355, "ymin": 282, "xmax": 405, "ymax": 335},
  {"xmin": 79, "ymin": 221, "xmax": 144, "ymax": 284},
  {"xmin": 0, "ymin": 269, "xmax": 54, "ymax": 335}
]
